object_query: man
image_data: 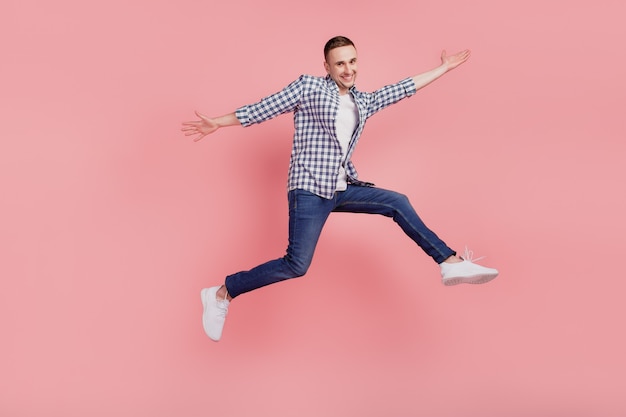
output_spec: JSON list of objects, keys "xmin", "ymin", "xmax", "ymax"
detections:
[{"xmin": 182, "ymin": 36, "xmax": 498, "ymax": 342}]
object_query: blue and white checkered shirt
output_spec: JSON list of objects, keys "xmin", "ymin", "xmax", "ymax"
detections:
[{"xmin": 235, "ymin": 74, "xmax": 417, "ymax": 199}]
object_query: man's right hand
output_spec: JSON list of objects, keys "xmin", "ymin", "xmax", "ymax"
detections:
[{"xmin": 181, "ymin": 111, "xmax": 220, "ymax": 142}]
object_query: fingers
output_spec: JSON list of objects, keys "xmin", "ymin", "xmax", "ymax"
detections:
[
  {"xmin": 181, "ymin": 129, "xmax": 206, "ymax": 141},
  {"xmin": 181, "ymin": 120, "xmax": 202, "ymax": 139},
  {"xmin": 457, "ymin": 50, "xmax": 471, "ymax": 65},
  {"xmin": 181, "ymin": 111, "xmax": 204, "ymax": 139},
  {"xmin": 442, "ymin": 49, "xmax": 471, "ymax": 58},
  {"xmin": 441, "ymin": 49, "xmax": 471, "ymax": 70},
  {"xmin": 455, "ymin": 49, "xmax": 471, "ymax": 59},
  {"xmin": 181, "ymin": 119, "xmax": 203, "ymax": 131},
  {"xmin": 181, "ymin": 111, "xmax": 208, "ymax": 126},
  {"xmin": 181, "ymin": 111, "xmax": 211, "ymax": 142},
  {"xmin": 195, "ymin": 110, "xmax": 209, "ymax": 120},
  {"xmin": 181, "ymin": 124, "xmax": 201, "ymax": 135},
  {"xmin": 181, "ymin": 128, "xmax": 198, "ymax": 136},
  {"xmin": 181, "ymin": 110, "xmax": 207, "ymax": 126}
]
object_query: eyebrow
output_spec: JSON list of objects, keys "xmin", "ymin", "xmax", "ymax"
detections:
[{"xmin": 335, "ymin": 57, "xmax": 357, "ymax": 65}]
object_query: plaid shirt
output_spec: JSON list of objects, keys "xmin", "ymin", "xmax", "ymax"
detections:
[{"xmin": 235, "ymin": 74, "xmax": 417, "ymax": 199}]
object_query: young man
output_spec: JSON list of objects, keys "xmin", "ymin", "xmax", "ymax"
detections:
[{"xmin": 182, "ymin": 36, "xmax": 498, "ymax": 342}]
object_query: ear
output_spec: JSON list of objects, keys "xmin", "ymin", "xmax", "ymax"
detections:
[{"xmin": 323, "ymin": 60, "xmax": 330, "ymax": 74}]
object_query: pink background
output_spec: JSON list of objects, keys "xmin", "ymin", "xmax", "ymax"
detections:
[{"xmin": 2, "ymin": 0, "xmax": 625, "ymax": 415}]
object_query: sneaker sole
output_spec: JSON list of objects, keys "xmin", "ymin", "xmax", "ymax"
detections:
[{"xmin": 442, "ymin": 273, "xmax": 498, "ymax": 286}]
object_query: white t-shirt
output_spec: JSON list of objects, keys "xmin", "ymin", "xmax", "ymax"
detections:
[{"xmin": 335, "ymin": 93, "xmax": 359, "ymax": 191}]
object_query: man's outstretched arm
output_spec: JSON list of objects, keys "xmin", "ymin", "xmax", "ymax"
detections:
[
  {"xmin": 181, "ymin": 111, "xmax": 241, "ymax": 142},
  {"xmin": 182, "ymin": 75, "xmax": 305, "ymax": 142},
  {"xmin": 412, "ymin": 49, "xmax": 471, "ymax": 91}
]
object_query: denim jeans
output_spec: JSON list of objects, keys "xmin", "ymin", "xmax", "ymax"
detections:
[{"xmin": 225, "ymin": 185, "xmax": 455, "ymax": 298}]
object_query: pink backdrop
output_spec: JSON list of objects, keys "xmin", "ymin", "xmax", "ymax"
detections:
[{"xmin": 2, "ymin": 0, "xmax": 625, "ymax": 415}]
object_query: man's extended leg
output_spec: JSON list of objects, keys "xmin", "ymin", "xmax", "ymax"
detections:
[
  {"xmin": 333, "ymin": 185, "xmax": 455, "ymax": 262},
  {"xmin": 333, "ymin": 185, "xmax": 498, "ymax": 284}
]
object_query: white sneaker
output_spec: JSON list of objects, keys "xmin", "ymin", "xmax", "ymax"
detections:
[
  {"xmin": 201, "ymin": 286, "xmax": 230, "ymax": 341},
  {"xmin": 440, "ymin": 247, "xmax": 499, "ymax": 286}
]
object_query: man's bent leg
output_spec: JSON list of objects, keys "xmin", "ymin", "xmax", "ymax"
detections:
[
  {"xmin": 225, "ymin": 189, "xmax": 333, "ymax": 298},
  {"xmin": 334, "ymin": 185, "xmax": 455, "ymax": 263},
  {"xmin": 334, "ymin": 185, "xmax": 498, "ymax": 284}
]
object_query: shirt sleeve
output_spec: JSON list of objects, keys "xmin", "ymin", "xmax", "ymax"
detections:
[
  {"xmin": 235, "ymin": 76, "xmax": 305, "ymax": 127},
  {"xmin": 362, "ymin": 77, "xmax": 417, "ymax": 119}
]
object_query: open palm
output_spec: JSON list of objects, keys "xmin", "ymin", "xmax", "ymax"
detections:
[
  {"xmin": 181, "ymin": 111, "xmax": 219, "ymax": 142},
  {"xmin": 441, "ymin": 49, "xmax": 471, "ymax": 71}
]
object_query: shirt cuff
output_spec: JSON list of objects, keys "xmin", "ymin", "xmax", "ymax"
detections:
[
  {"xmin": 235, "ymin": 106, "xmax": 251, "ymax": 127},
  {"xmin": 400, "ymin": 77, "xmax": 417, "ymax": 97}
]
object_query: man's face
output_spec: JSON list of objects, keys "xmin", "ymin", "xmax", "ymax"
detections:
[{"xmin": 324, "ymin": 45, "xmax": 358, "ymax": 95}]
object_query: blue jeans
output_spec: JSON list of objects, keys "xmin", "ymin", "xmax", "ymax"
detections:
[{"xmin": 225, "ymin": 185, "xmax": 455, "ymax": 298}]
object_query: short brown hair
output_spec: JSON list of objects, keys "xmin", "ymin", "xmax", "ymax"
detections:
[{"xmin": 324, "ymin": 36, "xmax": 356, "ymax": 61}]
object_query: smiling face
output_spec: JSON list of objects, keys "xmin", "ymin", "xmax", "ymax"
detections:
[{"xmin": 324, "ymin": 45, "xmax": 358, "ymax": 95}]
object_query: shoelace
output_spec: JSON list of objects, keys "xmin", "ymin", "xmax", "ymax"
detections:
[
  {"xmin": 216, "ymin": 293, "xmax": 229, "ymax": 318},
  {"xmin": 216, "ymin": 302, "xmax": 228, "ymax": 318},
  {"xmin": 461, "ymin": 246, "xmax": 485, "ymax": 263},
  {"xmin": 214, "ymin": 286, "xmax": 230, "ymax": 318}
]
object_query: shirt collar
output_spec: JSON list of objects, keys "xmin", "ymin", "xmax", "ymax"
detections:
[{"xmin": 324, "ymin": 74, "xmax": 356, "ymax": 94}]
